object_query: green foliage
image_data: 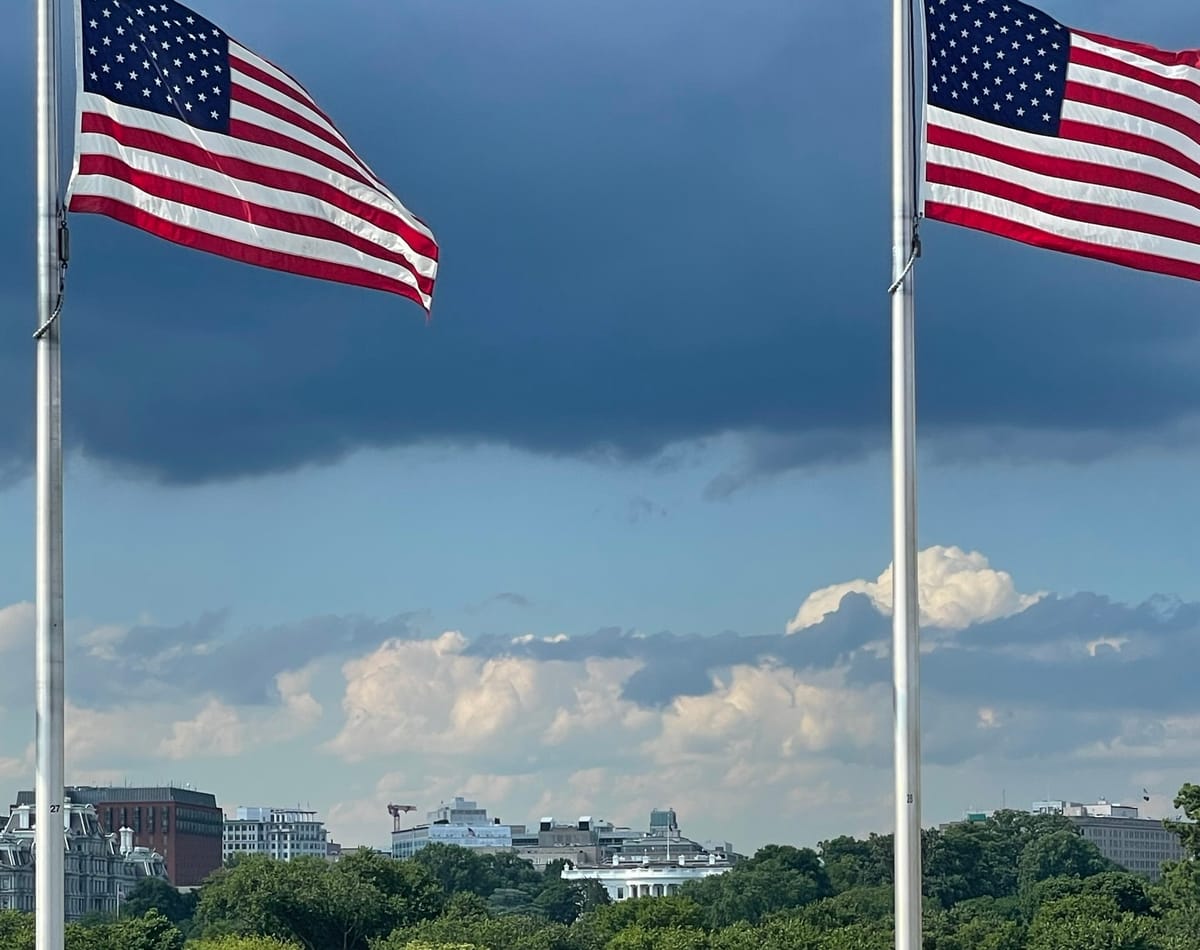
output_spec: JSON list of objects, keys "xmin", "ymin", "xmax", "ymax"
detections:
[
  {"xmin": 195, "ymin": 852, "xmax": 443, "ymax": 950},
  {"xmin": 373, "ymin": 912, "xmax": 576, "ymax": 950},
  {"xmin": 1017, "ymin": 830, "xmax": 1114, "ymax": 892},
  {"xmin": 605, "ymin": 924, "xmax": 710, "ymax": 950},
  {"xmin": 680, "ymin": 845, "xmax": 832, "ymax": 927},
  {"xmin": 572, "ymin": 896, "xmax": 705, "ymax": 946},
  {"xmin": 123, "ymin": 878, "xmax": 199, "ymax": 928},
  {"xmin": 412, "ymin": 846, "xmax": 498, "ymax": 900},
  {"xmin": 65, "ymin": 909, "xmax": 184, "ymax": 950},
  {"xmin": 1165, "ymin": 783, "xmax": 1200, "ymax": 859},
  {"xmin": 0, "ymin": 910, "xmax": 33, "ymax": 950},
  {"xmin": 799, "ymin": 886, "xmax": 895, "ymax": 929},
  {"xmin": 923, "ymin": 821, "xmax": 1023, "ymax": 906},
  {"xmin": 1025, "ymin": 895, "xmax": 1151, "ymax": 950},
  {"xmin": 186, "ymin": 937, "xmax": 303, "ymax": 950},
  {"xmin": 818, "ymin": 835, "xmax": 892, "ymax": 894}
]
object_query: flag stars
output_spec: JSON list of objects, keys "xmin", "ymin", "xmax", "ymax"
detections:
[{"xmin": 927, "ymin": 0, "xmax": 1067, "ymax": 134}]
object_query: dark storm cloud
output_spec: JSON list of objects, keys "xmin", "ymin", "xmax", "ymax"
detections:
[{"xmin": 3, "ymin": 1, "xmax": 1200, "ymax": 484}]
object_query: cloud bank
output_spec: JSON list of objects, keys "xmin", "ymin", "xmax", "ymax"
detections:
[{"xmin": 1, "ymin": 542, "xmax": 1196, "ymax": 848}]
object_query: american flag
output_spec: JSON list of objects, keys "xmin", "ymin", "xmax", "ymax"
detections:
[
  {"xmin": 68, "ymin": 0, "xmax": 438, "ymax": 310},
  {"xmin": 924, "ymin": 0, "xmax": 1200, "ymax": 282}
]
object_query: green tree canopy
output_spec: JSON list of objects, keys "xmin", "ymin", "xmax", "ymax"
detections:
[
  {"xmin": 121, "ymin": 878, "xmax": 198, "ymax": 927},
  {"xmin": 65, "ymin": 909, "xmax": 183, "ymax": 950},
  {"xmin": 1017, "ymin": 830, "xmax": 1113, "ymax": 892},
  {"xmin": 1025, "ymin": 894, "xmax": 1150, "ymax": 950}
]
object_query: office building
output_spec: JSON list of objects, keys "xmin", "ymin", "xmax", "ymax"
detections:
[
  {"xmin": 223, "ymin": 807, "xmax": 329, "ymax": 862},
  {"xmin": 510, "ymin": 816, "xmax": 640, "ymax": 871},
  {"xmin": 0, "ymin": 800, "xmax": 167, "ymax": 920},
  {"xmin": 1032, "ymin": 799, "xmax": 1186, "ymax": 881},
  {"xmin": 391, "ymin": 797, "xmax": 512, "ymax": 860},
  {"xmin": 16, "ymin": 785, "xmax": 223, "ymax": 886}
]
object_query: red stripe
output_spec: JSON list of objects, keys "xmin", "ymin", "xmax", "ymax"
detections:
[
  {"xmin": 1070, "ymin": 45, "xmax": 1200, "ymax": 114},
  {"xmin": 1074, "ymin": 31, "xmax": 1200, "ymax": 71},
  {"xmin": 80, "ymin": 112, "xmax": 438, "ymax": 261},
  {"xmin": 230, "ymin": 54, "xmax": 339, "ymax": 133},
  {"xmin": 69, "ymin": 193, "xmax": 429, "ymax": 308},
  {"xmin": 925, "ymin": 200, "xmax": 1200, "ymax": 282},
  {"xmin": 927, "ymin": 123, "xmax": 1200, "ymax": 216},
  {"xmin": 231, "ymin": 84, "xmax": 378, "ymax": 185},
  {"xmin": 1058, "ymin": 119, "xmax": 1200, "ymax": 192},
  {"xmin": 1066, "ymin": 79, "xmax": 1200, "ymax": 150},
  {"xmin": 76, "ymin": 154, "xmax": 434, "ymax": 296},
  {"xmin": 228, "ymin": 117, "xmax": 378, "ymax": 196},
  {"xmin": 926, "ymin": 161, "xmax": 1200, "ymax": 248}
]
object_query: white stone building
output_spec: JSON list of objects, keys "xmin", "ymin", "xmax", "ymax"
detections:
[
  {"xmin": 562, "ymin": 852, "xmax": 732, "ymax": 900},
  {"xmin": 0, "ymin": 801, "xmax": 167, "ymax": 920},
  {"xmin": 223, "ymin": 807, "xmax": 329, "ymax": 862}
]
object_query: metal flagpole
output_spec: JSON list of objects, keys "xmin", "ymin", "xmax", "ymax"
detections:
[
  {"xmin": 890, "ymin": 0, "xmax": 921, "ymax": 947},
  {"xmin": 35, "ymin": 0, "xmax": 66, "ymax": 944}
]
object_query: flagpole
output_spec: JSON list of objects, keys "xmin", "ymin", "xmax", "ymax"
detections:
[
  {"xmin": 891, "ymin": 0, "xmax": 921, "ymax": 947},
  {"xmin": 35, "ymin": 0, "xmax": 66, "ymax": 944}
]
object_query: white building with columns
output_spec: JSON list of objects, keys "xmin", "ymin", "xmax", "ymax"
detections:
[{"xmin": 562, "ymin": 852, "xmax": 732, "ymax": 901}]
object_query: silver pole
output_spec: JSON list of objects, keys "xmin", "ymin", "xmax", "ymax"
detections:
[
  {"xmin": 35, "ymin": 0, "xmax": 65, "ymax": 944},
  {"xmin": 891, "ymin": 0, "xmax": 921, "ymax": 947}
]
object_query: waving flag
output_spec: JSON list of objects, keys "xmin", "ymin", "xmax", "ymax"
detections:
[
  {"xmin": 924, "ymin": 0, "xmax": 1200, "ymax": 282},
  {"xmin": 69, "ymin": 0, "xmax": 438, "ymax": 310}
]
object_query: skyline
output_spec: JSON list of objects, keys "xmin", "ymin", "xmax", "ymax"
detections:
[{"xmin": 4, "ymin": 0, "xmax": 1200, "ymax": 858}]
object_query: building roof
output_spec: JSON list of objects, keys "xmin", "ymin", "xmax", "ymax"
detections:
[{"xmin": 16, "ymin": 786, "xmax": 218, "ymax": 808}]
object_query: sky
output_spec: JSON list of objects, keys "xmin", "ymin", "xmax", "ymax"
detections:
[{"xmin": 2, "ymin": 0, "xmax": 1200, "ymax": 856}]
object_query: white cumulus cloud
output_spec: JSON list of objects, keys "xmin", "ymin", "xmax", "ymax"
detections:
[
  {"xmin": 0, "ymin": 603, "xmax": 34, "ymax": 655},
  {"xmin": 787, "ymin": 544, "xmax": 1043, "ymax": 634}
]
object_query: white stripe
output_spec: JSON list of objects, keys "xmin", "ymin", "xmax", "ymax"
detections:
[
  {"xmin": 229, "ymin": 44, "xmax": 386, "ymax": 193},
  {"xmin": 230, "ymin": 42, "xmax": 317, "ymax": 110},
  {"xmin": 1072, "ymin": 32, "xmax": 1200, "ymax": 91},
  {"xmin": 71, "ymin": 174, "xmax": 429, "ymax": 304},
  {"xmin": 927, "ymin": 182, "xmax": 1200, "ymax": 265},
  {"xmin": 928, "ymin": 142, "xmax": 1200, "ymax": 233},
  {"xmin": 1063, "ymin": 101, "xmax": 1200, "ymax": 172},
  {"xmin": 1068, "ymin": 63, "xmax": 1200, "ymax": 142},
  {"xmin": 232, "ymin": 66, "xmax": 363, "ymax": 172},
  {"xmin": 78, "ymin": 133, "xmax": 436, "ymax": 278},
  {"xmin": 928, "ymin": 104, "xmax": 1200, "ymax": 201},
  {"xmin": 72, "ymin": 94, "xmax": 436, "ymax": 246},
  {"xmin": 232, "ymin": 95, "xmax": 412, "ymax": 218}
]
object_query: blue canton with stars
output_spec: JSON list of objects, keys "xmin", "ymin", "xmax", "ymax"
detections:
[
  {"xmin": 82, "ymin": 0, "xmax": 230, "ymax": 133},
  {"xmin": 926, "ymin": 0, "xmax": 1071, "ymax": 136}
]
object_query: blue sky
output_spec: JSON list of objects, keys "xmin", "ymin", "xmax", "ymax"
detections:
[{"xmin": 1, "ymin": 0, "xmax": 1200, "ymax": 854}]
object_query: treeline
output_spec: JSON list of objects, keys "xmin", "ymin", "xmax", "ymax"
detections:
[{"xmin": 0, "ymin": 783, "xmax": 1196, "ymax": 950}]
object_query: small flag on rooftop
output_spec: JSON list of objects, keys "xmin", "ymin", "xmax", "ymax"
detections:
[
  {"xmin": 924, "ymin": 0, "xmax": 1200, "ymax": 282},
  {"xmin": 69, "ymin": 0, "xmax": 438, "ymax": 310}
]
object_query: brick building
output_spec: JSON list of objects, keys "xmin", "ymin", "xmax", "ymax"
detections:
[{"xmin": 15, "ymin": 785, "xmax": 223, "ymax": 886}]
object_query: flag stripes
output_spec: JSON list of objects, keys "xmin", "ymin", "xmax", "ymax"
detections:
[
  {"xmin": 70, "ymin": 17, "xmax": 437, "ymax": 309},
  {"xmin": 924, "ymin": 0, "xmax": 1200, "ymax": 282}
]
